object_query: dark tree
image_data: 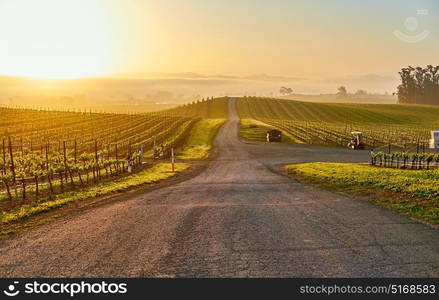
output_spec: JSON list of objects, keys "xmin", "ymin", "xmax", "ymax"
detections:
[
  {"xmin": 279, "ymin": 87, "xmax": 293, "ymax": 95},
  {"xmin": 397, "ymin": 65, "xmax": 439, "ymax": 105},
  {"xmin": 354, "ymin": 89, "xmax": 368, "ymax": 96},
  {"xmin": 337, "ymin": 86, "xmax": 348, "ymax": 98}
]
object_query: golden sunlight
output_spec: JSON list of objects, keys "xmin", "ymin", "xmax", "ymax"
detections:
[{"xmin": 0, "ymin": 0, "xmax": 115, "ymax": 79}]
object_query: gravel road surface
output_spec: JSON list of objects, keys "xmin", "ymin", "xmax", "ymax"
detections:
[{"xmin": 0, "ymin": 98, "xmax": 438, "ymax": 277}]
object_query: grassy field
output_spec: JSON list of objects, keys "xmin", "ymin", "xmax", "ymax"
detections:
[
  {"xmin": 239, "ymin": 119, "xmax": 298, "ymax": 143},
  {"xmin": 178, "ymin": 118, "xmax": 226, "ymax": 159},
  {"xmin": 281, "ymin": 93, "xmax": 397, "ymax": 104},
  {"xmin": 167, "ymin": 97, "xmax": 229, "ymax": 118},
  {"xmin": 237, "ymin": 97, "xmax": 439, "ymax": 126},
  {"xmin": 286, "ymin": 162, "xmax": 439, "ymax": 224}
]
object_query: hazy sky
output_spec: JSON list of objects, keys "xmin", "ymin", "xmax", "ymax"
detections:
[{"xmin": 0, "ymin": 0, "xmax": 438, "ymax": 80}]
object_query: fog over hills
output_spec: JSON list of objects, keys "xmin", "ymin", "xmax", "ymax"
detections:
[{"xmin": 0, "ymin": 72, "xmax": 398, "ymax": 109}]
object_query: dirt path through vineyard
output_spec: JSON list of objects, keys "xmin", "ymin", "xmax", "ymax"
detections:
[{"xmin": 0, "ymin": 98, "xmax": 438, "ymax": 277}]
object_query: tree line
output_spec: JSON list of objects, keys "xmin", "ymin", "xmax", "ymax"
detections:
[{"xmin": 397, "ymin": 65, "xmax": 439, "ymax": 105}]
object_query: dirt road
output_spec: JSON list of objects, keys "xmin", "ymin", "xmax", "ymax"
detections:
[{"xmin": 0, "ymin": 98, "xmax": 438, "ymax": 277}]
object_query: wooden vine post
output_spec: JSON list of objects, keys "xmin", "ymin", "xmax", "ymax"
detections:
[
  {"xmin": 94, "ymin": 140, "xmax": 98, "ymax": 182},
  {"xmin": 115, "ymin": 143, "xmax": 119, "ymax": 174},
  {"xmin": 46, "ymin": 142, "xmax": 53, "ymax": 193},
  {"xmin": 63, "ymin": 141, "xmax": 67, "ymax": 180},
  {"xmin": 74, "ymin": 140, "xmax": 77, "ymax": 165},
  {"xmin": 2, "ymin": 138, "xmax": 5, "ymax": 175},
  {"xmin": 171, "ymin": 147, "xmax": 175, "ymax": 172},
  {"xmin": 64, "ymin": 141, "xmax": 74, "ymax": 188},
  {"xmin": 8, "ymin": 137, "xmax": 17, "ymax": 200}
]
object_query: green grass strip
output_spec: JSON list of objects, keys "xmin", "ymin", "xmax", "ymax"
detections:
[
  {"xmin": 177, "ymin": 118, "xmax": 226, "ymax": 160},
  {"xmin": 286, "ymin": 162, "xmax": 439, "ymax": 224}
]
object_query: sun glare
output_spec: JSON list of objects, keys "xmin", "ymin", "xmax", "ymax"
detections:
[{"xmin": 0, "ymin": 0, "xmax": 115, "ymax": 79}]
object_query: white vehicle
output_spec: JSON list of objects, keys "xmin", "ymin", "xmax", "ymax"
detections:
[
  {"xmin": 347, "ymin": 131, "xmax": 365, "ymax": 150},
  {"xmin": 430, "ymin": 130, "xmax": 439, "ymax": 149}
]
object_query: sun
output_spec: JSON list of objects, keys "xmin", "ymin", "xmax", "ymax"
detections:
[{"xmin": 0, "ymin": 0, "xmax": 115, "ymax": 79}]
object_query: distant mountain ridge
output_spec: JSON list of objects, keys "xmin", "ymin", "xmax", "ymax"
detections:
[{"xmin": 111, "ymin": 72, "xmax": 303, "ymax": 82}]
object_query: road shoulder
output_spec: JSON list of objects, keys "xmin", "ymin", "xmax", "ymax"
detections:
[{"xmin": 284, "ymin": 162, "xmax": 439, "ymax": 228}]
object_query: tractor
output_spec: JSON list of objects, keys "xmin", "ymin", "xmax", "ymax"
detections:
[{"xmin": 347, "ymin": 131, "xmax": 365, "ymax": 150}]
